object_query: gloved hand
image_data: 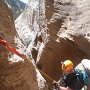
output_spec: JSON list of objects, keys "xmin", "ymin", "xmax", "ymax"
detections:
[{"xmin": 53, "ymin": 80, "xmax": 58, "ymax": 89}]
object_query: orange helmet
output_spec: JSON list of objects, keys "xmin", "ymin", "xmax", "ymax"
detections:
[{"xmin": 61, "ymin": 60, "xmax": 73, "ymax": 71}]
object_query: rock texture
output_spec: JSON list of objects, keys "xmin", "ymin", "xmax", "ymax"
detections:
[
  {"xmin": 40, "ymin": 0, "xmax": 90, "ymax": 89},
  {"xmin": 0, "ymin": 0, "xmax": 39, "ymax": 90},
  {"xmin": 15, "ymin": 0, "xmax": 90, "ymax": 90}
]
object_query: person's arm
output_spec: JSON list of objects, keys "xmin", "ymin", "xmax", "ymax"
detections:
[{"xmin": 58, "ymin": 79, "xmax": 72, "ymax": 90}]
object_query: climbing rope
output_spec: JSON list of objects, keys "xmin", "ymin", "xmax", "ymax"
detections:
[
  {"xmin": 0, "ymin": 39, "xmax": 55, "ymax": 82},
  {"xmin": 35, "ymin": 65, "xmax": 54, "ymax": 81}
]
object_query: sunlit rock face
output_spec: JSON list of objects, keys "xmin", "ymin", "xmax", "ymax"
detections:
[
  {"xmin": 15, "ymin": 0, "xmax": 90, "ymax": 90},
  {"xmin": 15, "ymin": 0, "xmax": 49, "ymax": 89},
  {"xmin": 0, "ymin": 0, "xmax": 39, "ymax": 90}
]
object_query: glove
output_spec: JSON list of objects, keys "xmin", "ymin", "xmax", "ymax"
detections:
[{"xmin": 53, "ymin": 80, "xmax": 58, "ymax": 89}]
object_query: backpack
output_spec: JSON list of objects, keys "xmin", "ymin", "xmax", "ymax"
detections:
[{"xmin": 66, "ymin": 69, "xmax": 89, "ymax": 90}]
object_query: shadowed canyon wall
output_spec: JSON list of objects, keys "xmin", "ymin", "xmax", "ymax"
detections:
[
  {"xmin": 0, "ymin": 0, "xmax": 39, "ymax": 90},
  {"xmin": 36, "ymin": 0, "xmax": 90, "ymax": 89}
]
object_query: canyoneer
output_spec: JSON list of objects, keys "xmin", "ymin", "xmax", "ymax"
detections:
[{"xmin": 53, "ymin": 60, "xmax": 90, "ymax": 90}]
